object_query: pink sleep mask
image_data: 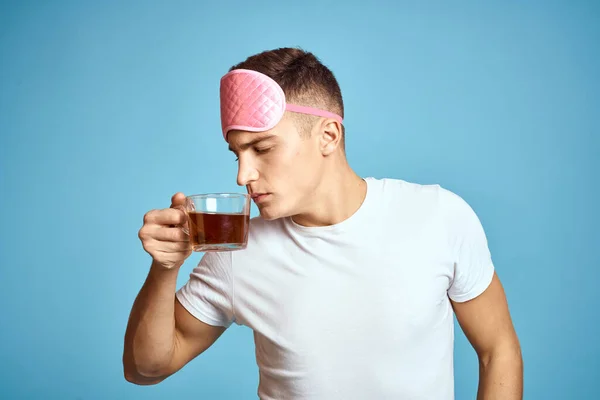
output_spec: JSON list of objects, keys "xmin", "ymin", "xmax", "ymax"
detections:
[{"xmin": 220, "ymin": 69, "xmax": 344, "ymax": 141}]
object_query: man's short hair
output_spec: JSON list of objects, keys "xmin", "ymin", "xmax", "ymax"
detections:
[{"xmin": 229, "ymin": 47, "xmax": 345, "ymax": 148}]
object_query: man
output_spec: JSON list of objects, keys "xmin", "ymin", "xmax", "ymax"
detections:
[{"xmin": 123, "ymin": 47, "xmax": 523, "ymax": 399}]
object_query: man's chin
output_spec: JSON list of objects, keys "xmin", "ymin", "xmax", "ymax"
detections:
[{"xmin": 257, "ymin": 205, "xmax": 284, "ymax": 221}]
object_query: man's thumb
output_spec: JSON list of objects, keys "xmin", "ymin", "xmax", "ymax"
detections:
[{"xmin": 170, "ymin": 192, "xmax": 186, "ymax": 208}]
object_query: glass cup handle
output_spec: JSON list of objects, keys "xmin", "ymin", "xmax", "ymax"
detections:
[
  {"xmin": 174, "ymin": 200, "xmax": 192, "ymax": 236},
  {"xmin": 180, "ymin": 214, "xmax": 189, "ymax": 235}
]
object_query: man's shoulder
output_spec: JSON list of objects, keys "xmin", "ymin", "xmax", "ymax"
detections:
[
  {"xmin": 369, "ymin": 176, "xmax": 471, "ymax": 215},
  {"xmin": 369, "ymin": 176, "xmax": 446, "ymax": 201}
]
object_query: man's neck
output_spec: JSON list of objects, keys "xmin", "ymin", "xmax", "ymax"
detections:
[{"xmin": 291, "ymin": 157, "xmax": 367, "ymax": 228}]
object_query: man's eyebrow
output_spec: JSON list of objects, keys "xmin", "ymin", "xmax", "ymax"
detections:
[{"xmin": 228, "ymin": 134, "xmax": 277, "ymax": 152}]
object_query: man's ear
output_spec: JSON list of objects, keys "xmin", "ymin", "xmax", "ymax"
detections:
[{"xmin": 317, "ymin": 118, "xmax": 343, "ymax": 156}]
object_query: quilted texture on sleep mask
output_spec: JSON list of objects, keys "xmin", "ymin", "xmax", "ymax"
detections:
[{"xmin": 220, "ymin": 69, "xmax": 344, "ymax": 141}]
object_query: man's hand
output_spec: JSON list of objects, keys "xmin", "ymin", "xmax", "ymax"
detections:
[{"xmin": 138, "ymin": 193, "xmax": 192, "ymax": 270}]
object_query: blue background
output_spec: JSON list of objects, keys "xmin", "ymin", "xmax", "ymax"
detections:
[{"xmin": 1, "ymin": 1, "xmax": 598, "ymax": 399}]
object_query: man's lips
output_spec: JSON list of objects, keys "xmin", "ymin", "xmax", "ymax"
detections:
[{"xmin": 251, "ymin": 193, "xmax": 270, "ymax": 202}]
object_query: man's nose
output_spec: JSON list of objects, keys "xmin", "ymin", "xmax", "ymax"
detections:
[{"xmin": 237, "ymin": 156, "xmax": 259, "ymax": 187}]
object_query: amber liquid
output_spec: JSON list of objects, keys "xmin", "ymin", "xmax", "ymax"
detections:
[{"xmin": 187, "ymin": 211, "xmax": 249, "ymax": 251}]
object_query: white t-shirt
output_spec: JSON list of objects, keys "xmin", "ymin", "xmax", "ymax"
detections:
[{"xmin": 176, "ymin": 177, "xmax": 495, "ymax": 399}]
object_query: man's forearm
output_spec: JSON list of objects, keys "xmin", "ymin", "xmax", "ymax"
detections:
[
  {"xmin": 477, "ymin": 347, "xmax": 523, "ymax": 400},
  {"xmin": 123, "ymin": 262, "xmax": 181, "ymax": 379}
]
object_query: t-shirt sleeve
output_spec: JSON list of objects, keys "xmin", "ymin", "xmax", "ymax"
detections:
[
  {"xmin": 175, "ymin": 251, "xmax": 235, "ymax": 328},
  {"xmin": 442, "ymin": 188, "xmax": 495, "ymax": 303}
]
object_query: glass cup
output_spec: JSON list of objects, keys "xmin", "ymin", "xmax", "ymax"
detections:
[{"xmin": 182, "ymin": 193, "xmax": 251, "ymax": 252}]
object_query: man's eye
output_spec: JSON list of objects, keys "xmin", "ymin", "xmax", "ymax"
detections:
[{"xmin": 255, "ymin": 147, "xmax": 271, "ymax": 154}]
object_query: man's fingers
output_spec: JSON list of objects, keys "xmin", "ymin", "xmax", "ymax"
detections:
[
  {"xmin": 151, "ymin": 226, "xmax": 189, "ymax": 243},
  {"xmin": 155, "ymin": 241, "xmax": 192, "ymax": 253},
  {"xmin": 144, "ymin": 208, "xmax": 187, "ymax": 226},
  {"xmin": 139, "ymin": 195, "xmax": 193, "ymax": 270}
]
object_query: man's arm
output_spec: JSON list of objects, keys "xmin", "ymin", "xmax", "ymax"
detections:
[
  {"xmin": 124, "ymin": 193, "xmax": 228, "ymax": 385},
  {"xmin": 451, "ymin": 272, "xmax": 523, "ymax": 400},
  {"xmin": 122, "ymin": 263, "xmax": 227, "ymax": 385}
]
